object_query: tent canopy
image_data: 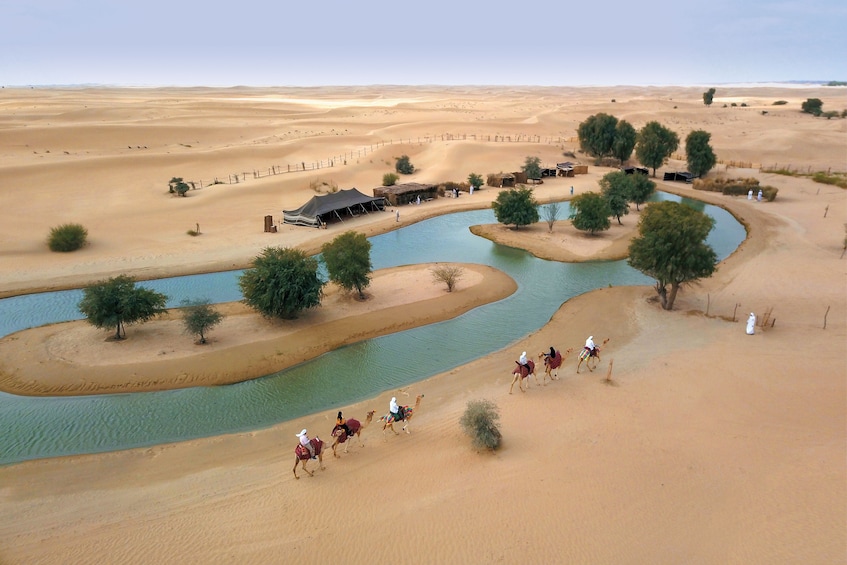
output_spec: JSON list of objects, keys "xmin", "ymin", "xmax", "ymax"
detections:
[{"xmin": 283, "ymin": 188, "xmax": 386, "ymax": 228}]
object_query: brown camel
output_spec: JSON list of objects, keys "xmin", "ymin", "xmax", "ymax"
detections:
[
  {"xmin": 380, "ymin": 394, "xmax": 424, "ymax": 436},
  {"xmin": 537, "ymin": 347, "xmax": 573, "ymax": 383},
  {"xmin": 293, "ymin": 437, "xmax": 325, "ymax": 479},
  {"xmin": 331, "ymin": 410, "xmax": 375, "ymax": 457},
  {"xmin": 576, "ymin": 338, "xmax": 610, "ymax": 373},
  {"xmin": 509, "ymin": 359, "xmax": 538, "ymax": 394}
]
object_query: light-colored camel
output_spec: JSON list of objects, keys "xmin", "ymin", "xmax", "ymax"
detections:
[
  {"xmin": 293, "ymin": 437, "xmax": 325, "ymax": 479},
  {"xmin": 576, "ymin": 338, "xmax": 609, "ymax": 373},
  {"xmin": 380, "ymin": 395, "xmax": 424, "ymax": 435},
  {"xmin": 509, "ymin": 359, "xmax": 538, "ymax": 394},
  {"xmin": 331, "ymin": 410, "xmax": 375, "ymax": 457},
  {"xmin": 537, "ymin": 347, "xmax": 573, "ymax": 383}
]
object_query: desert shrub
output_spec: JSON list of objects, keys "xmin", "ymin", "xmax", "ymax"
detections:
[
  {"xmin": 395, "ymin": 155, "xmax": 415, "ymax": 174},
  {"xmin": 772, "ymin": 100, "xmax": 788, "ymax": 105},
  {"xmin": 692, "ymin": 177, "xmax": 778, "ymax": 200},
  {"xmin": 431, "ymin": 264, "xmax": 463, "ymax": 292},
  {"xmin": 740, "ymin": 102, "xmax": 748, "ymax": 107},
  {"xmin": 801, "ymin": 98, "xmax": 823, "ymax": 116},
  {"xmin": 382, "ymin": 172, "xmax": 399, "ymax": 186},
  {"xmin": 47, "ymin": 223, "xmax": 88, "ymax": 252},
  {"xmin": 821, "ymin": 111, "xmax": 840, "ymax": 120},
  {"xmin": 731, "ymin": 102, "xmax": 738, "ymax": 107},
  {"xmin": 812, "ymin": 172, "xmax": 847, "ymax": 189},
  {"xmin": 460, "ymin": 399, "xmax": 502, "ymax": 451}
]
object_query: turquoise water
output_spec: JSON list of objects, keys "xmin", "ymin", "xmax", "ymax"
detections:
[{"xmin": 0, "ymin": 194, "xmax": 745, "ymax": 465}]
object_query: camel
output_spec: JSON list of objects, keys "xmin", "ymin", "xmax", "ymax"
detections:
[
  {"xmin": 380, "ymin": 395, "xmax": 424, "ymax": 435},
  {"xmin": 293, "ymin": 437, "xmax": 325, "ymax": 479},
  {"xmin": 509, "ymin": 359, "xmax": 538, "ymax": 394},
  {"xmin": 331, "ymin": 410, "xmax": 375, "ymax": 457},
  {"xmin": 537, "ymin": 347, "xmax": 573, "ymax": 383},
  {"xmin": 576, "ymin": 338, "xmax": 609, "ymax": 373}
]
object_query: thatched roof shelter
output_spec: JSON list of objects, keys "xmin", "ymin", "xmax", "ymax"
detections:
[
  {"xmin": 486, "ymin": 173, "xmax": 516, "ymax": 188},
  {"xmin": 373, "ymin": 183, "xmax": 438, "ymax": 206}
]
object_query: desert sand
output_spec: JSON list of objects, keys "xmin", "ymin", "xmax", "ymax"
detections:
[{"xmin": 0, "ymin": 85, "xmax": 845, "ymax": 564}]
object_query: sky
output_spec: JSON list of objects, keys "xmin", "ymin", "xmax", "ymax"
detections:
[{"xmin": 2, "ymin": 0, "xmax": 845, "ymax": 87}]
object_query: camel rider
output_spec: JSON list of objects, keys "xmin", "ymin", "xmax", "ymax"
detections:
[
  {"xmin": 336, "ymin": 411, "xmax": 353, "ymax": 438},
  {"xmin": 389, "ymin": 397, "xmax": 404, "ymax": 422},
  {"xmin": 519, "ymin": 351, "xmax": 531, "ymax": 373},
  {"xmin": 585, "ymin": 336, "xmax": 596, "ymax": 355},
  {"xmin": 296, "ymin": 429, "xmax": 317, "ymax": 459},
  {"xmin": 544, "ymin": 346, "xmax": 556, "ymax": 361}
]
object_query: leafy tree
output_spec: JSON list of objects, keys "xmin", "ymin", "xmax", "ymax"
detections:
[
  {"xmin": 431, "ymin": 264, "xmax": 464, "ymax": 292},
  {"xmin": 460, "ymin": 399, "xmax": 502, "ymax": 451},
  {"xmin": 627, "ymin": 173, "xmax": 656, "ymax": 211},
  {"xmin": 239, "ymin": 247, "xmax": 324, "ymax": 319},
  {"xmin": 628, "ymin": 200, "xmax": 718, "ymax": 310},
  {"xmin": 382, "ymin": 172, "xmax": 399, "ymax": 186},
  {"xmin": 703, "ymin": 88, "xmax": 716, "ymax": 106},
  {"xmin": 541, "ymin": 202, "xmax": 561, "ymax": 232},
  {"xmin": 569, "ymin": 192, "xmax": 611, "ymax": 235},
  {"xmin": 321, "ymin": 230, "xmax": 372, "ymax": 299},
  {"xmin": 686, "ymin": 130, "xmax": 717, "ymax": 178},
  {"xmin": 577, "ymin": 113, "xmax": 618, "ymax": 161},
  {"xmin": 491, "ymin": 186, "xmax": 539, "ymax": 229},
  {"xmin": 599, "ymin": 171, "xmax": 632, "ymax": 225},
  {"xmin": 636, "ymin": 121, "xmax": 680, "ymax": 177},
  {"xmin": 801, "ymin": 98, "xmax": 823, "ymax": 116},
  {"xmin": 612, "ymin": 120, "xmax": 637, "ymax": 164},
  {"xmin": 395, "ymin": 155, "xmax": 415, "ymax": 174},
  {"xmin": 181, "ymin": 298, "xmax": 223, "ymax": 344},
  {"xmin": 522, "ymin": 156, "xmax": 542, "ymax": 180},
  {"xmin": 78, "ymin": 275, "xmax": 168, "ymax": 340},
  {"xmin": 47, "ymin": 223, "xmax": 88, "ymax": 252},
  {"xmin": 468, "ymin": 172, "xmax": 484, "ymax": 190},
  {"xmin": 168, "ymin": 176, "xmax": 190, "ymax": 197}
]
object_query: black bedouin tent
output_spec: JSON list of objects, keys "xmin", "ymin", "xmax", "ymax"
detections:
[{"xmin": 282, "ymin": 188, "xmax": 386, "ymax": 228}]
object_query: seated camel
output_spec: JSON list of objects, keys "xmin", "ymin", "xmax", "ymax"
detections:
[
  {"xmin": 331, "ymin": 410, "xmax": 375, "ymax": 457},
  {"xmin": 509, "ymin": 359, "xmax": 538, "ymax": 394},
  {"xmin": 380, "ymin": 395, "xmax": 424, "ymax": 436},
  {"xmin": 293, "ymin": 437, "xmax": 325, "ymax": 479},
  {"xmin": 537, "ymin": 347, "xmax": 573, "ymax": 383}
]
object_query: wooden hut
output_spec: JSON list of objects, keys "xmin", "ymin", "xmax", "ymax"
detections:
[
  {"xmin": 373, "ymin": 183, "xmax": 438, "ymax": 206},
  {"xmin": 486, "ymin": 173, "xmax": 516, "ymax": 188}
]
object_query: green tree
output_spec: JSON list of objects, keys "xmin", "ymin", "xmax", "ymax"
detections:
[
  {"xmin": 577, "ymin": 113, "xmax": 618, "ymax": 161},
  {"xmin": 522, "ymin": 156, "xmax": 542, "ymax": 180},
  {"xmin": 491, "ymin": 186, "xmax": 539, "ymax": 229},
  {"xmin": 636, "ymin": 121, "xmax": 680, "ymax": 177},
  {"xmin": 599, "ymin": 171, "xmax": 632, "ymax": 225},
  {"xmin": 382, "ymin": 172, "xmax": 399, "ymax": 186},
  {"xmin": 468, "ymin": 172, "xmax": 484, "ymax": 190},
  {"xmin": 395, "ymin": 155, "xmax": 415, "ymax": 174},
  {"xmin": 239, "ymin": 247, "xmax": 324, "ymax": 319},
  {"xmin": 686, "ymin": 129, "xmax": 717, "ymax": 178},
  {"xmin": 612, "ymin": 120, "xmax": 637, "ymax": 165},
  {"xmin": 627, "ymin": 201, "xmax": 718, "ymax": 310},
  {"xmin": 627, "ymin": 173, "xmax": 656, "ymax": 211},
  {"xmin": 168, "ymin": 176, "xmax": 190, "ymax": 197},
  {"xmin": 181, "ymin": 298, "xmax": 223, "ymax": 344},
  {"xmin": 47, "ymin": 223, "xmax": 88, "ymax": 252},
  {"xmin": 801, "ymin": 98, "xmax": 823, "ymax": 116},
  {"xmin": 460, "ymin": 399, "xmax": 502, "ymax": 451},
  {"xmin": 78, "ymin": 275, "xmax": 168, "ymax": 340},
  {"xmin": 321, "ymin": 230, "xmax": 372, "ymax": 299},
  {"xmin": 703, "ymin": 88, "xmax": 716, "ymax": 106},
  {"xmin": 569, "ymin": 192, "xmax": 611, "ymax": 234}
]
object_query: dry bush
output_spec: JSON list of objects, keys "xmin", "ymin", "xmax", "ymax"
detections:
[
  {"xmin": 431, "ymin": 264, "xmax": 463, "ymax": 292},
  {"xmin": 460, "ymin": 399, "xmax": 502, "ymax": 451},
  {"xmin": 693, "ymin": 177, "xmax": 778, "ymax": 201}
]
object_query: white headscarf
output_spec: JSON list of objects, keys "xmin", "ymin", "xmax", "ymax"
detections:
[{"xmin": 296, "ymin": 429, "xmax": 307, "ymax": 438}]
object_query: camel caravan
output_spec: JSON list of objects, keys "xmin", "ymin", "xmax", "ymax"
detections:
[{"xmin": 508, "ymin": 336, "xmax": 609, "ymax": 394}]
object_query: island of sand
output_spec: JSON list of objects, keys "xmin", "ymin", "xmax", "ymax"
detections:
[{"xmin": 0, "ymin": 86, "xmax": 844, "ymax": 564}]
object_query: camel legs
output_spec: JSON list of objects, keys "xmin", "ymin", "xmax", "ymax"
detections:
[
  {"xmin": 509, "ymin": 373, "xmax": 525, "ymax": 394},
  {"xmin": 293, "ymin": 457, "xmax": 313, "ymax": 479}
]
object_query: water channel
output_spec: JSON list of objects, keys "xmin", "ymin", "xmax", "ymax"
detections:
[{"xmin": 0, "ymin": 193, "xmax": 745, "ymax": 465}]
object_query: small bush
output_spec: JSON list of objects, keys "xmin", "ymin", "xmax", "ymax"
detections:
[
  {"xmin": 812, "ymin": 172, "xmax": 847, "ymax": 189},
  {"xmin": 460, "ymin": 399, "xmax": 502, "ymax": 451},
  {"xmin": 431, "ymin": 264, "xmax": 464, "ymax": 292},
  {"xmin": 740, "ymin": 102, "xmax": 748, "ymax": 107},
  {"xmin": 383, "ymin": 172, "xmax": 399, "ymax": 186},
  {"xmin": 731, "ymin": 102, "xmax": 738, "ymax": 107},
  {"xmin": 395, "ymin": 155, "xmax": 415, "ymax": 175},
  {"xmin": 772, "ymin": 100, "xmax": 788, "ymax": 105},
  {"xmin": 47, "ymin": 223, "xmax": 88, "ymax": 252}
]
